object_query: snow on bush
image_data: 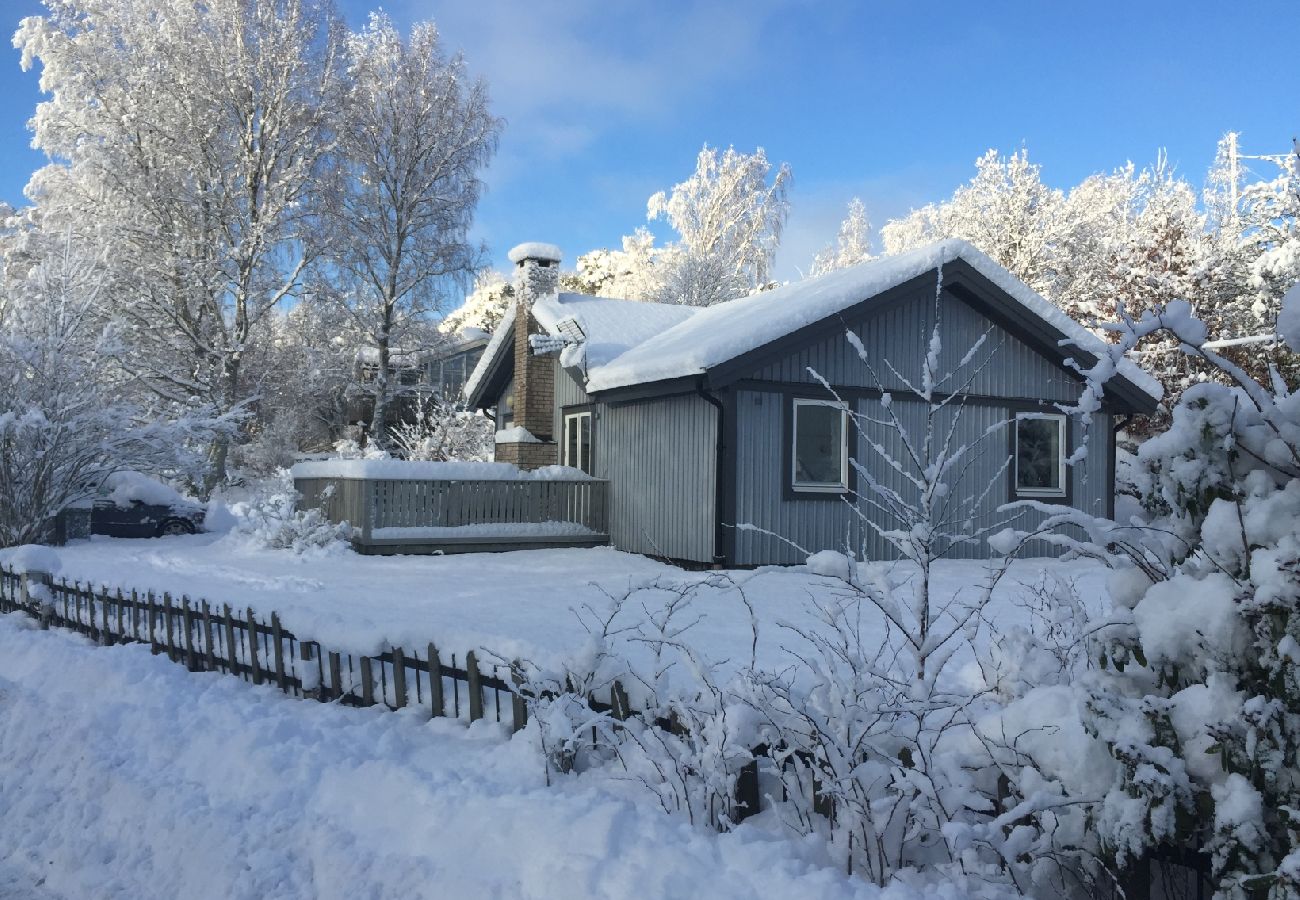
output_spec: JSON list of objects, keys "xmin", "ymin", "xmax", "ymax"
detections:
[
  {"xmin": 390, "ymin": 395, "xmax": 494, "ymax": 462},
  {"xmin": 995, "ymin": 298, "xmax": 1300, "ymax": 896},
  {"xmin": 221, "ymin": 473, "xmax": 351, "ymax": 556}
]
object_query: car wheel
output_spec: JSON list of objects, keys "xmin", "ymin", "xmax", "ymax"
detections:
[{"xmin": 158, "ymin": 518, "xmax": 196, "ymax": 537}]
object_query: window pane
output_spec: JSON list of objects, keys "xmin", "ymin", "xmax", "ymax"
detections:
[
  {"xmin": 579, "ymin": 414, "xmax": 592, "ymax": 474},
  {"xmin": 1017, "ymin": 417, "xmax": 1062, "ymax": 492},
  {"xmin": 794, "ymin": 404, "xmax": 844, "ymax": 487},
  {"xmin": 566, "ymin": 416, "xmax": 579, "ymax": 468}
]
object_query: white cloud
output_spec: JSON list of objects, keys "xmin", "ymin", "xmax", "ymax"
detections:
[{"xmin": 388, "ymin": 0, "xmax": 795, "ymax": 160}]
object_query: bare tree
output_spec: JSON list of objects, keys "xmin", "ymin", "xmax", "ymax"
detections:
[{"xmin": 321, "ymin": 13, "xmax": 501, "ymax": 448}]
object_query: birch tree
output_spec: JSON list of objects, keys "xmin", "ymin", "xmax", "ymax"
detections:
[
  {"xmin": 649, "ymin": 145, "xmax": 792, "ymax": 307},
  {"xmin": 16, "ymin": 0, "xmax": 344, "ymax": 490},
  {"xmin": 321, "ymin": 13, "xmax": 500, "ymax": 447},
  {"xmin": 810, "ymin": 197, "xmax": 874, "ymax": 276}
]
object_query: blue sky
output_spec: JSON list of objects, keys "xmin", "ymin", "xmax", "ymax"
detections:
[{"xmin": 1, "ymin": 0, "xmax": 1296, "ymax": 282}]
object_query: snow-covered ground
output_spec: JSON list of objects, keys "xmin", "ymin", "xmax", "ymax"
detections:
[
  {"xmin": 0, "ymin": 535, "xmax": 1111, "ymax": 687},
  {"xmin": 0, "ymin": 613, "xmax": 980, "ymax": 899}
]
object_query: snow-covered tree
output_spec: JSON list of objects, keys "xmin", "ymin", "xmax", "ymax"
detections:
[
  {"xmin": 881, "ymin": 149, "xmax": 1063, "ymax": 297},
  {"xmin": 648, "ymin": 145, "xmax": 792, "ymax": 306},
  {"xmin": 810, "ymin": 198, "xmax": 873, "ymax": 276},
  {"xmin": 320, "ymin": 13, "xmax": 500, "ymax": 449},
  {"xmin": 562, "ymin": 229, "xmax": 662, "ymax": 301},
  {"xmin": 15, "ymin": 0, "xmax": 345, "ymax": 491},
  {"xmin": 439, "ymin": 270, "xmax": 514, "ymax": 335},
  {"xmin": 996, "ymin": 293, "xmax": 1300, "ymax": 897},
  {"xmin": 390, "ymin": 395, "xmax": 493, "ymax": 462},
  {"xmin": 0, "ymin": 233, "xmax": 235, "ymax": 546}
]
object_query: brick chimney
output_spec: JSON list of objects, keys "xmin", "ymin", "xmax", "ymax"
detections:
[{"xmin": 495, "ymin": 242, "xmax": 561, "ymax": 470}]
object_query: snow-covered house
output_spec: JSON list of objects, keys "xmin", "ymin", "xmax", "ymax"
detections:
[{"xmin": 464, "ymin": 241, "xmax": 1160, "ymax": 567}]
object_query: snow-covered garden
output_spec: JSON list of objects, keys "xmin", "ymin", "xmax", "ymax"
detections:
[{"xmin": 1, "ymin": 0, "xmax": 1299, "ymax": 897}]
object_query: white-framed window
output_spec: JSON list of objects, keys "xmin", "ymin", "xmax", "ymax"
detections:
[
  {"xmin": 563, "ymin": 410, "xmax": 593, "ymax": 475},
  {"xmin": 791, "ymin": 399, "xmax": 848, "ymax": 492},
  {"xmin": 1014, "ymin": 413, "xmax": 1067, "ymax": 497}
]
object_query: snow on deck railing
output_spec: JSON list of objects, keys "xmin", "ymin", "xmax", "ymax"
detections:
[{"xmin": 290, "ymin": 459, "xmax": 595, "ymax": 481}]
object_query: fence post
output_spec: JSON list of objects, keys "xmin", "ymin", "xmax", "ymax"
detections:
[
  {"xmin": 510, "ymin": 660, "xmax": 528, "ymax": 733},
  {"xmin": 466, "ymin": 650, "xmax": 484, "ymax": 722},
  {"xmin": 270, "ymin": 613, "xmax": 287, "ymax": 693},
  {"xmin": 115, "ymin": 588, "xmax": 125, "ymax": 642},
  {"xmin": 734, "ymin": 756, "xmax": 761, "ymax": 823},
  {"xmin": 201, "ymin": 601, "xmax": 216, "ymax": 671},
  {"xmin": 99, "ymin": 586, "xmax": 111, "ymax": 645},
  {"xmin": 611, "ymin": 681, "xmax": 630, "ymax": 721},
  {"xmin": 162, "ymin": 593, "xmax": 177, "ymax": 662},
  {"xmin": 19, "ymin": 570, "xmax": 53, "ymax": 628},
  {"xmin": 246, "ymin": 608, "xmax": 263, "ymax": 685},
  {"xmin": 223, "ymin": 604, "xmax": 238, "ymax": 677},
  {"xmin": 360, "ymin": 657, "xmax": 375, "ymax": 706},
  {"xmin": 391, "ymin": 647, "xmax": 407, "ymax": 709},
  {"xmin": 428, "ymin": 643, "xmax": 444, "ymax": 718},
  {"xmin": 181, "ymin": 598, "xmax": 198, "ymax": 670},
  {"xmin": 328, "ymin": 651, "xmax": 343, "ymax": 702}
]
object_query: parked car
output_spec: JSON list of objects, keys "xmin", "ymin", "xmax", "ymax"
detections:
[{"xmin": 90, "ymin": 472, "xmax": 206, "ymax": 538}]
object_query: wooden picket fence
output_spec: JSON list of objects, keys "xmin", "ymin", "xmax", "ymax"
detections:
[
  {"xmin": 0, "ymin": 563, "xmax": 763, "ymax": 822},
  {"xmin": 0, "ymin": 564, "xmax": 525, "ymax": 730}
]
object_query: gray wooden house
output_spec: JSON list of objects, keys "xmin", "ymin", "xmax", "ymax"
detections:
[{"xmin": 460, "ymin": 240, "xmax": 1161, "ymax": 567}]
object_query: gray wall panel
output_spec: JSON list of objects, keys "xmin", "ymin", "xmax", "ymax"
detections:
[
  {"xmin": 598, "ymin": 394, "xmax": 717, "ymax": 563},
  {"xmin": 732, "ymin": 389, "xmax": 1114, "ymax": 564},
  {"xmin": 749, "ymin": 287, "xmax": 1079, "ymax": 403}
]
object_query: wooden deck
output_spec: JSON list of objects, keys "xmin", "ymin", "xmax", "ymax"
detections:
[{"xmin": 295, "ymin": 474, "xmax": 610, "ymax": 555}]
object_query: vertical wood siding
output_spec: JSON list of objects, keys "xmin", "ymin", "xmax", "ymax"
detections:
[
  {"xmin": 749, "ymin": 286, "xmax": 1080, "ymax": 402},
  {"xmin": 732, "ymin": 392, "xmax": 1112, "ymax": 565},
  {"xmin": 598, "ymin": 393, "xmax": 717, "ymax": 562}
]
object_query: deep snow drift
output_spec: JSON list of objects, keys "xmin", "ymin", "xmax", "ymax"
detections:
[
  {"xmin": 0, "ymin": 613, "xmax": 981, "ymax": 900},
  {"xmin": 0, "ymin": 537, "xmax": 1110, "ymax": 689}
]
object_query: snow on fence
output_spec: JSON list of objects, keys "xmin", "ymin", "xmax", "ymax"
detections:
[
  {"xmin": 0, "ymin": 564, "xmax": 525, "ymax": 729},
  {"xmin": 0, "ymin": 564, "xmax": 763, "ymax": 821}
]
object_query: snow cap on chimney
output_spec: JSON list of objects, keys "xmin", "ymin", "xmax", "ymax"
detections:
[{"xmin": 508, "ymin": 242, "xmax": 562, "ymax": 268}]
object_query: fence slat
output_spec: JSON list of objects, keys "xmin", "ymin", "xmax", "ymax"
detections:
[
  {"xmin": 329, "ymin": 651, "xmax": 343, "ymax": 702},
  {"xmin": 201, "ymin": 601, "xmax": 216, "ymax": 671},
  {"xmin": 246, "ymin": 608, "xmax": 262, "ymax": 685},
  {"xmin": 271, "ymin": 613, "xmax": 287, "ymax": 692},
  {"xmin": 223, "ymin": 604, "xmax": 238, "ymax": 676},
  {"xmin": 391, "ymin": 647, "xmax": 407, "ymax": 709},
  {"xmin": 466, "ymin": 650, "xmax": 484, "ymax": 722},
  {"xmin": 180, "ymin": 598, "xmax": 197, "ymax": 670},
  {"xmin": 360, "ymin": 657, "xmax": 375, "ymax": 706},
  {"xmin": 428, "ymin": 643, "xmax": 444, "ymax": 718}
]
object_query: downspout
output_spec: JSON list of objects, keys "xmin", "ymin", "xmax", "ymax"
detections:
[{"xmin": 695, "ymin": 379, "xmax": 728, "ymax": 569}]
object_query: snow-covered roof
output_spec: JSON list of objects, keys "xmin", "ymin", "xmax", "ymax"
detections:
[
  {"xmin": 533, "ymin": 293, "xmax": 699, "ymax": 370},
  {"xmin": 465, "ymin": 240, "xmax": 1162, "ymax": 411},
  {"xmin": 507, "ymin": 242, "xmax": 563, "ymax": 265},
  {"xmin": 586, "ymin": 239, "xmax": 1162, "ymax": 402},
  {"xmin": 462, "ymin": 300, "xmax": 516, "ymax": 402}
]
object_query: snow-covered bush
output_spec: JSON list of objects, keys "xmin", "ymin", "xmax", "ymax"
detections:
[
  {"xmin": 390, "ymin": 395, "xmax": 493, "ymax": 462},
  {"xmin": 1006, "ymin": 293, "xmax": 1300, "ymax": 897},
  {"xmin": 222, "ymin": 473, "xmax": 351, "ymax": 556},
  {"xmin": 504, "ymin": 576, "xmax": 758, "ymax": 830}
]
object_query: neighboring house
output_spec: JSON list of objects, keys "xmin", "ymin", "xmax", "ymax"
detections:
[
  {"xmin": 464, "ymin": 241, "xmax": 1161, "ymax": 567},
  {"xmin": 345, "ymin": 331, "xmax": 491, "ymax": 430}
]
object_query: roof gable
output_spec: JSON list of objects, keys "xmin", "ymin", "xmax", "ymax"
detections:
[{"xmin": 584, "ymin": 240, "xmax": 1161, "ymax": 412}]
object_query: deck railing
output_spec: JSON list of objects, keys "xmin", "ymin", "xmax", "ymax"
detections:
[{"xmin": 295, "ymin": 475, "xmax": 610, "ymax": 550}]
